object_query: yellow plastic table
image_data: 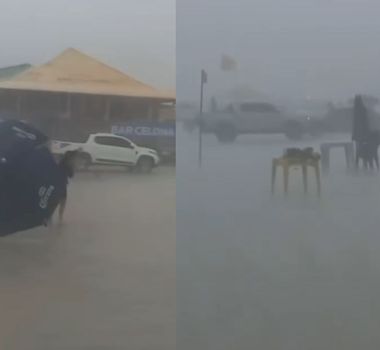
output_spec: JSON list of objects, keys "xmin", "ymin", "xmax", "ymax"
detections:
[{"xmin": 271, "ymin": 156, "xmax": 321, "ymax": 196}]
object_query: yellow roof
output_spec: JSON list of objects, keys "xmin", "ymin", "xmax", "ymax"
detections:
[{"xmin": 0, "ymin": 48, "xmax": 175, "ymax": 101}]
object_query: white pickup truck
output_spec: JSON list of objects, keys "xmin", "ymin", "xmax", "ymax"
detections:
[
  {"xmin": 51, "ymin": 133, "xmax": 160, "ymax": 173},
  {"xmin": 202, "ymin": 101, "xmax": 311, "ymax": 143}
]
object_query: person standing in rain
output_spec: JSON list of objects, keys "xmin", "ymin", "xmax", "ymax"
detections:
[
  {"xmin": 352, "ymin": 95, "xmax": 371, "ymax": 169},
  {"xmin": 56, "ymin": 150, "xmax": 78, "ymax": 225}
]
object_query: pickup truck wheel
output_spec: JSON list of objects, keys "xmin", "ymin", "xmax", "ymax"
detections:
[
  {"xmin": 215, "ymin": 123, "xmax": 237, "ymax": 143},
  {"xmin": 75, "ymin": 153, "xmax": 91, "ymax": 171},
  {"xmin": 137, "ymin": 156, "xmax": 154, "ymax": 174}
]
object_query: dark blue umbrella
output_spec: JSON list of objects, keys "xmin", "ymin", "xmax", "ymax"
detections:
[{"xmin": 0, "ymin": 120, "xmax": 66, "ymax": 235}]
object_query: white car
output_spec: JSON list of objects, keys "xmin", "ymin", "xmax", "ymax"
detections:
[{"xmin": 51, "ymin": 133, "xmax": 160, "ymax": 173}]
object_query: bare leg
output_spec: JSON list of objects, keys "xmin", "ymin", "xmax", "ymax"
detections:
[
  {"xmin": 368, "ymin": 157, "xmax": 374, "ymax": 170},
  {"xmin": 355, "ymin": 153, "xmax": 360, "ymax": 170},
  {"xmin": 365, "ymin": 155, "xmax": 372, "ymax": 171},
  {"xmin": 354, "ymin": 142, "xmax": 358, "ymax": 169},
  {"xmin": 364, "ymin": 159, "xmax": 368, "ymax": 171},
  {"xmin": 58, "ymin": 197, "xmax": 67, "ymax": 224}
]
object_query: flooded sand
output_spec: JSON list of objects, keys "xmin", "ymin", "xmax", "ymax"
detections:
[
  {"xmin": 0, "ymin": 167, "xmax": 175, "ymax": 350},
  {"xmin": 177, "ymin": 125, "xmax": 380, "ymax": 350}
]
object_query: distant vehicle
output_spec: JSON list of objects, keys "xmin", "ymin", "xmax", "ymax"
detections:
[
  {"xmin": 51, "ymin": 133, "xmax": 160, "ymax": 173},
  {"xmin": 201, "ymin": 101, "xmax": 321, "ymax": 143}
]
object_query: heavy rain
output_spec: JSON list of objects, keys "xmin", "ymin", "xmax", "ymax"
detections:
[
  {"xmin": 177, "ymin": 0, "xmax": 380, "ymax": 349},
  {"xmin": 0, "ymin": 0, "xmax": 175, "ymax": 349}
]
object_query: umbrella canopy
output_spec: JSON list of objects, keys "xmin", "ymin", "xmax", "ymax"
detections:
[
  {"xmin": 0, "ymin": 120, "xmax": 66, "ymax": 235},
  {"xmin": 352, "ymin": 95, "xmax": 370, "ymax": 142}
]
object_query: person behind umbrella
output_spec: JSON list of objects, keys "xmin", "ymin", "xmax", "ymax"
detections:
[
  {"xmin": 352, "ymin": 95, "xmax": 371, "ymax": 169},
  {"xmin": 56, "ymin": 150, "xmax": 78, "ymax": 224}
]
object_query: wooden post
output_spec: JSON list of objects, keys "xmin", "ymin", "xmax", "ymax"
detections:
[{"xmin": 199, "ymin": 69, "xmax": 207, "ymax": 168}]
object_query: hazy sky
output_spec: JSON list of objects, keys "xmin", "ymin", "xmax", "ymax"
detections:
[
  {"xmin": 177, "ymin": 0, "xmax": 380, "ymax": 103},
  {"xmin": 0, "ymin": 0, "xmax": 175, "ymax": 89}
]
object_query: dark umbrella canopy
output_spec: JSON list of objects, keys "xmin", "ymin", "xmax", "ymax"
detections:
[
  {"xmin": 0, "ymin": 120, "xmax": 66, "ymax": 235},
  {"xmin": 352, "ymin": 95, "xmax": 370, "ymax": 142}
]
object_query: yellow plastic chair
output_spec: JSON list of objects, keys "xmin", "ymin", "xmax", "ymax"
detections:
[{"xmin": 271, "ymin": 156, "xmax": 321, "ymax": 196}]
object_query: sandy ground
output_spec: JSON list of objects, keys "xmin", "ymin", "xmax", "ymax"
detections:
[
  {"xmin": 177, "ymin": 124, "xmax": 380, "ymax": 350},
  {"xmin": 0, "ymin": 166, "xmax": 175, "ymax": 350}
]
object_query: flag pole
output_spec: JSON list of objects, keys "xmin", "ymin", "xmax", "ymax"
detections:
[{"xmin": 198, "ymin": 69, "xmax": 207, "ymax": 168}]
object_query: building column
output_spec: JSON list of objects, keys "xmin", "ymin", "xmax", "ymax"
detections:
[{"xmin": 104, "ymin": 97, "xmax": 111, "ymax": 121}]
